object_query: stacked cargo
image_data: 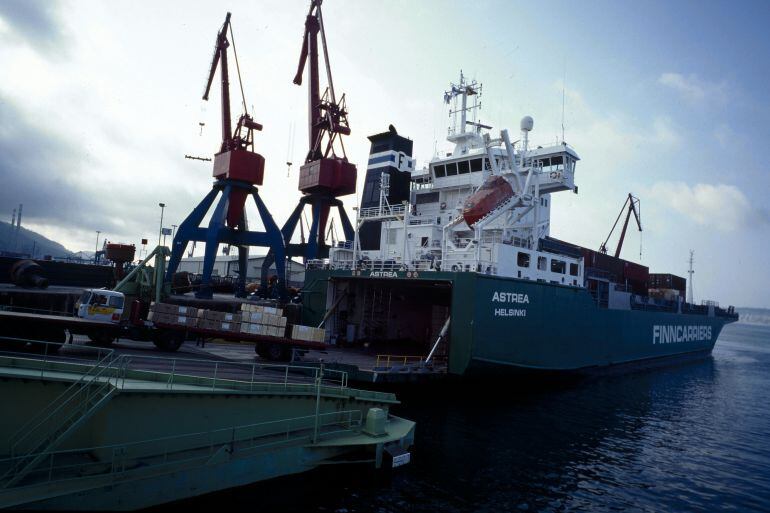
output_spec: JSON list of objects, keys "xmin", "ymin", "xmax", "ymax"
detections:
[
  {"xmin": 580, "ymin": 247, "xmax": 649, "ymax": 295},
  {"xmin": 240, "ymin": 304, "xmax": 288, "ymax": 338},
  {"xmin": 649, "ymin": 273, "xmax": 686, "ymax": 295},
  {"xmin": 649, "ymin": 273, "xmax": 686, "ymax": 301},
  {"xmin": 198, "ymin": 310, "xmax": 242, "ymax": 333},
  {"xmin": 290, "ymin": 324, "xmax": 326, "ymax": 343},
  {"xmin": 148, "ymin": 303, "xmax": 199, "ymax": 327}
]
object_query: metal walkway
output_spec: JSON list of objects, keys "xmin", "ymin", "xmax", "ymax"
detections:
[{"xmin": 0, "ymin": 340, "xmax": 413, "ymax": 510}]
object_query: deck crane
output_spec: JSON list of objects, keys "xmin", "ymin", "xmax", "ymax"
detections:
[
  {"xmin": 259, "ymin": 0, "xmax": 357, "ymax": 291},
  {"xmin": 599, "ymin": 193, "xmax": 642, "ymax": 258},
  {"xmin": 166, "ymin": 12, "xmax": 287, "ymax": 300}
]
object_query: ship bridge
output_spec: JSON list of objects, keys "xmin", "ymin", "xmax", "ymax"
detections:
[{"xmin": 527, "ymin": 143, "xmax": 580, "ymax": 194}]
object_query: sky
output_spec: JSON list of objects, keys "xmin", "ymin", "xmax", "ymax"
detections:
[{"xmin": 0, "ymin": 0, "xmax": 768, "ymax": 307}]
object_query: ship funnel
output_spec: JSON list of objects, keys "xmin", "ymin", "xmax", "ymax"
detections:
[
  {"xmin": 520, "ymin": 116, "xmax": 534, "ymax": 132},
  {"xmin": 359, "ymin": 127, "xmax": 414, "ymax": 251}
]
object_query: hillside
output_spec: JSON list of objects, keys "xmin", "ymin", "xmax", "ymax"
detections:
[{"xmin": 0, "ymin": 221, "xmax": 73, "ymax": 258}]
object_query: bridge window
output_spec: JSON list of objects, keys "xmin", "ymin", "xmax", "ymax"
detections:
[
  {"xmin": 470, "ymin": 158, "xmax": 483, "ymax": 172},
  {"xmin": 517, "ymin": 252, "xmax": 530, "ymax": 268},
  {"xmin": 446, "ymin": 162, "xmax": 458, "ymax": 176},
  {"xmin": 458, "ymin": 160, "xmax": 470, "ymax": 174},
  {"xmin": 551, "ymin": 259, "xmax": 566, "ymax": 274},
  {"xmin": 569, "ymin": 263, "xmax": 579, "ymax": 276},
  {"xmin": 416, "ymin": 191, "xmax": 440, "ymax": 204},
  {"xmin": 434, "ymin": 164, "xmax": 446, "ymax": 178},
  {"xmin": 537, "ymin": 256, "xmax": 547, "ymax": 271}
]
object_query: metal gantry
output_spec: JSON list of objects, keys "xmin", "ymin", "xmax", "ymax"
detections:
[
  {"xmin": 260, "ymin": 0, "xmax": 356, "ymax": 289},
  {"xmin": 166, "ymin": 13, "xmax": 286, "ymax": 300}
]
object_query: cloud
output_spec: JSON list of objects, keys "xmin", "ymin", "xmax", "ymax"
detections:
[
  {"xmin": 0, "ymin": 95, "xmax": 122, "ymax": 237},
  {"xmin": 646, "ymin": 181, "xmax": 767, "ymax": 231},
  {"xmin": 554, "ymin": 83, "xmax": 681, "ymax": 178},
  {"xmin": 0, "ymin": 0, "xmax": 66, "ymax": 54},
  {"xmin": 657, "ymin": 72, "xmax": 726, "ymax": 104}
]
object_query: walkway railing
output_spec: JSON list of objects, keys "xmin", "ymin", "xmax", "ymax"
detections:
[
  {"xmin": 0, "ymin": 342, "xmax": 349, "ymax": 393},
  {"xmin": 0, "ymin": 409, "xmax": 363, "ymax": 501},
  {"xmin": 0, "ymin": 339, "xmax": 358, "ymax": 496}
]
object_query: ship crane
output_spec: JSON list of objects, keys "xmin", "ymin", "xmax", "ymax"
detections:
[
  {"xmin": 166, "ymin": 12, "xmax": 287, "ymax": 300},
  {"xmin": 260, "ymin": 0, "xmax": 356, "ymax": 288},
  {"xmin": 599, "ymin": 193, "xmax": 642, "ymax": 258}
]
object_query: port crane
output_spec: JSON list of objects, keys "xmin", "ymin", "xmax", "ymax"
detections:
[
  {"xmin": 599, "ymin": 193, "xmax": 642, "ymax": 258},
  {"xmin": 167, "ymin": 12, "xmax": 287, "ymax": 300},
  {"xmin": 260, "ymin": 0, "xmax": 356, "ymax": 288}
]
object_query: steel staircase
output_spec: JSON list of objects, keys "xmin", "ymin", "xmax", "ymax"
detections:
[{"xmin": 1, "ymin": 354, "xmax": 125, "ymax": 489}]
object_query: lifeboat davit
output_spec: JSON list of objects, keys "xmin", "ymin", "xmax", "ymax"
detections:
[{"xmin": 462, "ymin": 175, "xmax": 514, "ymax": 226}]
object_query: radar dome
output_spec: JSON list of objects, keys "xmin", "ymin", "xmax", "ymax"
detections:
[{"xmin": 520, "ymin": 116, "xmax": 534, "ymax": 132}]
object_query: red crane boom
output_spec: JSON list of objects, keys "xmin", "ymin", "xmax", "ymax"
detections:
[{"xmin": 600, "ymin": 193, "xmax": 642, "ymax": 258}]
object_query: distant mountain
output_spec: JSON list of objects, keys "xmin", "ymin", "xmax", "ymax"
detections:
[
  {"xmin": 736, "ymin": 307, "xmax": 770, "ymax": 326},
  {"xmin": 0, "ymin": 221, "xmax": 73, "ymax": 259}
]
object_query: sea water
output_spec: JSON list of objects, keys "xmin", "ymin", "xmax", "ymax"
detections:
[{"xmin": 170, "ymin": 321, "xmax": 770, "ymax": 512}]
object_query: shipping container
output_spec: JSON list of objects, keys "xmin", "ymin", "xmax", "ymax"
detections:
[{"xmin": 649, "ymin": 273, "xmax": 686, "ymax": 295}]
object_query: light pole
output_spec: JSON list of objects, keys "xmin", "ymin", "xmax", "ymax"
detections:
[
  {"xmin": 94, "ymin": 230, "xmax": 101, "ymax": 264},
  {"xmin": 171, "ymin": 224, "xmax": 178, "ymax": 240},
  {"xmin": 158, "ymin": 203, "xmax": 166, "ymax": 246}
]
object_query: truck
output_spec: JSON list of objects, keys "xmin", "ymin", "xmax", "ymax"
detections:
[{"xmin": 0, "ymin": 246, "xmax": 326, "ymax": 359}]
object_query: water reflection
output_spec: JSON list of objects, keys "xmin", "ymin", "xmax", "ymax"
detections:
[{"xmin": 163, "ymin": 324, "xmax": 770, "ymax": 513}]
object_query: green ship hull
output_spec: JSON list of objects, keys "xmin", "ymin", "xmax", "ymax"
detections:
[{"xmin": 302, "ymin": 269, "xmax": 736, "ymax": 376}]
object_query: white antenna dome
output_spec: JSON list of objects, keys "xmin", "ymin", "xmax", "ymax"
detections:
[{"xmin": 520, "ymin": 116, "xmax": 534, "ymax": 132}]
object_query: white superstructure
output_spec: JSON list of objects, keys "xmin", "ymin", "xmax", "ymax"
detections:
[{"xmin": 326, "ymin": 73, "xmax": 585, "ymax": 287}]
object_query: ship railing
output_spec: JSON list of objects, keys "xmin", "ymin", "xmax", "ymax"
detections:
[
  {"xmin": 0, "ymin": 409, "xmax": 364, "ymax": 495},
  {"xmin": 682, "ymin": 303, "xmax": 709, "ymax": 316},
  {"xmin": 375, "ymin": 354, "xmax": 447, "ymax": 371},
  {"xmin": 359, "ymin": 204, "xmax": 406, "ymax": 219},
  {"xmin": 321, "ymin": 256, "xmax": 442, "ymax": 273},
  {"xmin": 306, "ymin": 258, "xmax": 327, "ymax": 270},
  {"xmin": 716, "ymin": 305, "xmax": 739, "ymax": 319},
  {"xmin": 630, "ymin": 295, "xmax": 677, "ymax": 313},
  {"xmin": 442, "ymin": 258, "xmax": 498, "ymax": 275}
]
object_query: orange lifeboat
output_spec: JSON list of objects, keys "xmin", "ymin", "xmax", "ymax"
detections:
[{"xmin": 462, "ymin": 175, "xmax": 514, "ymax": 226}]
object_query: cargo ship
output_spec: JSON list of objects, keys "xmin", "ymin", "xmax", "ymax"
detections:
[{"xmin": 299, "ymin": 73, "xmax": 738, "ymax": 377}]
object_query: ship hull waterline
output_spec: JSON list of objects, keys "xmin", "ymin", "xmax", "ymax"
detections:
[{"xmin": 302, "ymin": 269, "xmax": 734, "ymax": 377}]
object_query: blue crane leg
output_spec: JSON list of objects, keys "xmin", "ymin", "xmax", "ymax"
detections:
[
  {"xmin": 281, "ymin": 201, "xmax": 305, "ymax": 243},
  {"xmin": 166, "ymin": 188, "xmax": 220, "ymax": 281},
  {"xmin": 336, "ymin": 201, "xmax": 355, "ymax": 241},
  {"xmin": 196, "ymin": 186, "xmax": 231, "ymax": 299},
  {"xmin": 305, "ymin": 201, "xmax": 322, "ymax": 261},
  {"xmin": 252, "ymin": 191, "xmax": 287, "ymax": 301},
  {"xmin": 235, "ymin": 214, "xmax": 249, "ymax": 298},
  {"xmin": 260, "ymin": 201, "xmax": 304, "ymax": 294}
]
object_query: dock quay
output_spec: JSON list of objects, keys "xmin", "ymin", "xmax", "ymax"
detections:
[{"xmin": 0, "ymin": 341, "xmax": 414, "ymax": 510}]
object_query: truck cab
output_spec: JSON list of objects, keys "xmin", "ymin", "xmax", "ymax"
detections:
[{"xmin": 76, "ymin": 289, "xmax": 125, "ymax": 323}]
